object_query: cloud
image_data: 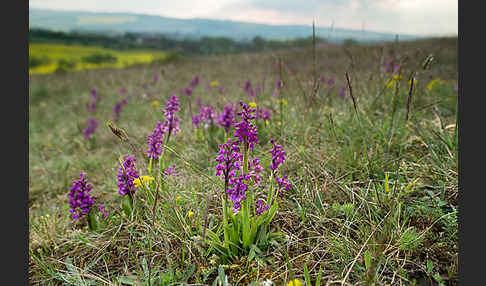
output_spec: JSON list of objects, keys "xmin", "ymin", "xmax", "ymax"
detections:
[
  {"xmin": 212, "ymin": 0, "xmax": 457, "ymax": 36},
  {"xmin": 29, "ymin": 0, "xmax": 457, "ymax": 36},
  {"xmin": 29, "ymin": 0, "xmax": 233, "ymax": 18},
  {"xmin": 247, "ymin": 0, "xmax": 344, "ymax": 14}
]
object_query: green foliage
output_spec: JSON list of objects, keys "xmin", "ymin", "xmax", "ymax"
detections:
[
  {"xmin": 29, "ymin": 55, "xmax": 50, "ymax": 68},
  {"xmin": 151, "ymin": 51, "xmax": 182, "ymax": 64},
  {"xmin": 86, "ymin": 209, "xmax": 98, "ymax": 231},
  {"xmin": 331, "ymin": 202, "xmax": 355, "ymax": 218},
  {"xmin": 342, "ymin": 38, "xmax": 359, "ymax": 47},
  {"xmin": 55, "ymin": 58, "xmax": 77, "ymax": 73},
  {"xmin": 252, "ymin": 36, "xmax": 265, "ymax": 51},
  {"xmin": 364, "ymin": 250, "xmax": 372, "ymax": 270},
  {"xmin": 399, "ymin": 227, "xmax": 423, "ymax": 252},
  {"xmin": 29, "ymin": 85, "xmax": 49, "ymax": 105},
  {"xmin": 81, "ymin": 53, "xmax": 118, "ymax": 64},
  {"xmin": 200, "ymin": 36, "xmax": 238, "ymax": 55},
  {"xmin": 117, "ymin": 260, "xmax": 195, "ymax": 285},
  {"xmin": 206, "ymin": 194, "xmax": 280, "ymax": 264}
]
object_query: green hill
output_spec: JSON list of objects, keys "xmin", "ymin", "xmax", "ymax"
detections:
[{"xmin": 29, "ymin": 8, "xmax": 422, "ymax": 43}]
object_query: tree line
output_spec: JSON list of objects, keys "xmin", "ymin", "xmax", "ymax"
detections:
[{"xmin": 29, "ymin": 28, "xmax": 334, "ymax": 56}]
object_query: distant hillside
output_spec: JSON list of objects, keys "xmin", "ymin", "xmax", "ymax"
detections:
[{"xmin": 29, "ymin": 8, "xmax": 422, "ymax": 43}]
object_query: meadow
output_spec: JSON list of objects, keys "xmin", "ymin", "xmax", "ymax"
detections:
[
  {"xmin": 29, "ymin": 43, "xmax": 169, "ymax": 75},
  {"xmin": 29, "ymin": 37, "xmax": 458, "ymax": 285}
]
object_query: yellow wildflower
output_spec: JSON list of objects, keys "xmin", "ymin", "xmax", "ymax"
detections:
[
  {"xmin": 210, "ymin": 81, "xmax": 220, "ymax": 88},
  {"xmin": 287, "ymin": 279, "xmax": 302, "ymax": 286},
  {"xmin": 249, "ymin": 102, "xmax": 257, "ymax": 109},
  {"xmin": 143, "ymin": 176, "xmax": 155, "ymax": 182},
  {"xmin": 151, "ymin": 100, "xmax": 160, "ymax": 107},
  {"xmin": 276, "ymin": 121, "xmax": 281, "ymax": 126},
  {"xmin": 323, "ymin": 105, "xmax": 329, "ymax": 111},
  {"xmin": 176, "ymin": 196, "xmax": 181, "ymax": 202},
  {"xmin": 408, "ymin": 78, "xmax": 417, "ymax": 85},
  {"xmin": 386, "ymin": 74, "xmax": 403, "ymax": 89},
  {"xmin": 280, "ymin": 98, "xmax": 288, "ymax": 106},
  {"xmin": 265, "ymin": 120, "xmax": 270, "ymax": 126},
  {"xmin": 133, "ymin": 175, "xmax": 154, "ymax": 188},
  {"xmin": 427, "ymin": 78, "xmax": 440, "ymax": 91},
  {"xmin": 133, "ymin": 178, "xmax": 142, "ymax": 188},
  {"xmin": 187, "ymin": 211, "xmax": 195, "ymax": 217}
]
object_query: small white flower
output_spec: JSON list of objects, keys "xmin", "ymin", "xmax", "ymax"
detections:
[{"xmin": 260, "ymin": 279, "xmax": 274, "ymax": 286}]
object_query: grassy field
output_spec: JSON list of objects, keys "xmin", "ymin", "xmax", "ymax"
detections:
[
  {"xmin": 29, "ymin": 37, "xmax": 458, "ymax": 285},
  {"xmin": 29, "ymin": 43, "xmax": 169, "ymax": 75}
]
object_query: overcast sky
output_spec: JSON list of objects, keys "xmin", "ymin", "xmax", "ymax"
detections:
[{"xmin": 29, "ymin": 0, "xmax": 458, "ymax": 36}]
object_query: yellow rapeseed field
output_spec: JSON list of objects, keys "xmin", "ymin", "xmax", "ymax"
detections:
[{"xmin": 29, "ymin": 43, "xmax": 167, "ymax": 75}]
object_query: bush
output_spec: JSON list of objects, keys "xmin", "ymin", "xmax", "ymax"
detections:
[
  {"xmin": 55, "ymin": 58, "xmax": 77, "ymax": 73},
  {"xmin": 342, "ymin": 38, "xmax": 359, "ymax": 48},
  {"xmin": 29, "ymin": 56, "xmax": 50, "ymax": 68},
  {"xmin": 151, "ymin": 52, "xmax": 182, "ymax": 64},
  {"xmin": 81, "ymin": 53, "xmax": 118, "ymax": 64}
]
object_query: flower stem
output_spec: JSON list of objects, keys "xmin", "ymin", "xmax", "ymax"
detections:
[
  {"xmin": 148, "ymin": 157, "xmax": 153, "ymax": 176},
  {"xmin": 267, "ymin": 172, "xmax": 275, "ymax": 207},
  {"xmin": 87, "ymin": 210, "xmax": 97, "ymax": 231}
]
